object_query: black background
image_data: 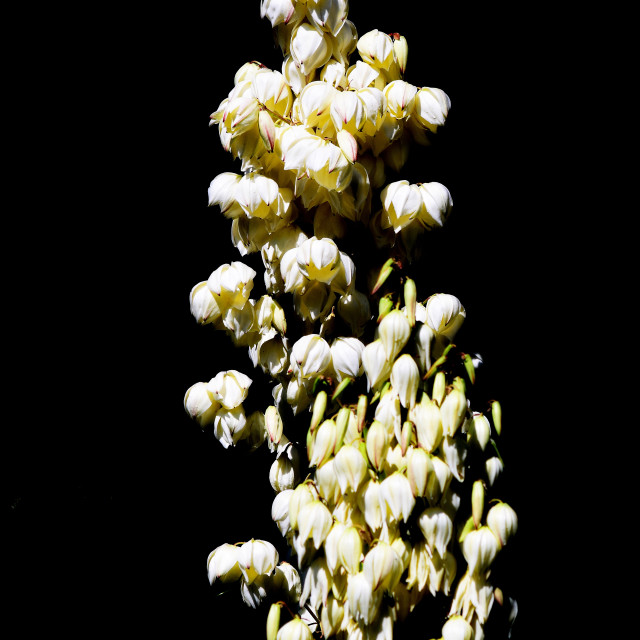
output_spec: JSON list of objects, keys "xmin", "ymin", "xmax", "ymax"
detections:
[{"xmin": 6, "ymin": 3, "xmax": 582, "ymax": 638}]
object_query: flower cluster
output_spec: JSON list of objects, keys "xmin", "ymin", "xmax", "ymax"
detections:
[{"xmin": 184, "ymin": 2, "xmax": 518, "ymax": 639}]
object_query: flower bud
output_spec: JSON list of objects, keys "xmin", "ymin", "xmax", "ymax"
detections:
[
  {"xmin": 310, "ymin": 390, "xmax": 327, "ymax": 432},
  {"xmin": 309, "ymin": 418, "xmax": 337, "ymax": 467},
  {"xmin": 207, "ymin": 543, "xmax": 243, "ymax": 584},
  {"xmin": 336, "ymin": 128, "xmax": 358, "ymax": 163},
  {"xmin": 333, "ymin": 405, "xmax": 351, "ymax": 452},
  {"xmin": 377, "ymin": 295, "xmax": 394, "ymax": 323},
  {"xmin": 472, "ymin": 480, "xmax": 485, "ymax": 528},
  {"xmin": 276, "ymin": 618, "xmax": 313, "ymax": 640},
  {"xmin": 184, "ymin": 382, "xmax": 220, "ymax": 428},
  {"xmin": 365, "ymin": 420, "xmax": 388, "ymax": 471},
  {"xmin": 418, "ymin": 507, "xmax": 453, "ymax": 557},
  {"xmin": 410, "ymin": 395, "xmax": 443, "ymax": 452},
  {"xmin": 238, "ymin": 539, "xmax": 279, "ymax": 585},
  {"xmin": 390, "ymin": 353, "xmax": 420, "ymax": 409},
  {"xmin": 491, "ymin": 399, "xmax": 502, "ymax": 436},
  {"xmin": 440, "ymin": 386, "xmax": 467, "ymax": 437},
  {"xmin": 267, "ymin": 602, "xmax": 282, "ymax": 640},
  {"xmin": 371, "ymin": 257, "xmax": 395, "ymax": 294},
  {"xmin": 487, "ymin": 501, "xmax": 518, "ymax": 547},
  {"xmin": 338, "ymin": 526, "xmax": 363, "ymax": 574},
  {"xmin": 406, "ymin": 446, "xmax": 433, "ymax": 498},
  {"xmin": 265, "ymin": 405, "xmax": 284, "ymax": 447},
  {"xmin": 441, "ymin": 615, "xmax": 474, "ymax": 640},
  {"xmin": 391, "ymin": 33, "xmax": 408, "ymax": 74},
  {"xmin": 298, "ymin": 499, "xmax": 333, "ymax": 549},
  {"xmin": 431, "ymin": 371, "xmax": 446, "ymax": 405}
]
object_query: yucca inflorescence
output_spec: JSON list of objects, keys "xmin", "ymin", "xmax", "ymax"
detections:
[{"xmin": 184, "ymin": 2, "xmax": 518, "ymax": 638}]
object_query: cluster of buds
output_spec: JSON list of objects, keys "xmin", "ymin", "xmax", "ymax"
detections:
[{"xmin": 184, "ymin": 2, "xmax": 518, "ymax": 639}]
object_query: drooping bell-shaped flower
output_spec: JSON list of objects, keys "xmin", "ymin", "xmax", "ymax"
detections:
[
  {"xmin": 378, "ymin": 308, "xmax": 411, "ymax": 359},
  {"xmin": 441, "ymin": 615, "xmax": 474, "ymax": 640},
  {"xmin": 357, "ymin": 29, "xmax": 395, "ymax": 71},
  {"xmin": 251, "ymin": 68, "xmax": 293, "ymax": 118},
  {"xmin": 330, "ymin": 336, "xmax": 365, "ymax": 382},
  {"xmin": 297, "ymin": 499, "xmax": 333, "ymax": 549},
  {"xmin": 276, "ymin": 617, "xmax": 314, "ymax": 640},
  {"xmin": 289, "ymin": 333, "xmax": 332, "ymax": 378},
  {"xmin": 418, "ymin": 507, "xmax": 453, "ymax": 558},
  {"xmin": 380, "ymin": 180, "xmax": 423, "ymax": 232},
  {"xmin": 237, "ymin": 539, "xmax": 279, "ymax": 585},
  {"xmin": 207, "ymin": 261, "xmax": 257, "ymax": 311},
  {"xmin": 462, "ymin": 526, "xmax": 500, "ymax": 576},
  {"xmin": 486, "ymin": 502, "xmax": 518, "ymax": 547},
  {"xmin": 207, "ymin": 543, "xmax": 243, "ymax": 585},
  {"xmin": 184, "ymin": 382, "xmax": 220, "ymax": 428},
  {"xmin": 207, "ymin": 370, "xmax": 252, "ymax": 410},
  {"xmin": 362, "ymin": 339, "xmax": 392, "ymax": 390},
  {"xmin": 290, "ymin": 20, "xmax": 332, "ymax": 75},
  {"xmin": 380, "ymin": 471, "xmax": 415, "ymax": 522},
  {"xmin": 333, "ymin": 443, "xmax": 368, "ymax": 494},
  {"xmin": 346, "ymin": 571, "xmax": 383, "ymax": 625},
  {"xmin": 296, "ymin": 236, "xmax": 342, "ymax": 284},
  {"xmin": 338, "ymin": 526, "xmax": 363, "ymax": 574},
  {"xmin": 390, "ymin": 353, "xmax": 420, "ymax": 408},
  {"xmin": 213, "ymin": 405, "xmax": 249, "ymax": 449},
  {"xmin": 272, "ymin": 488, "xmax": 294, "ymax": 536},
  {"xmin": 425, "ymin": 293, "xmax": 466, "ymax": 340},
  {"xmin": 189, "ymin": 281, "xmax": 222, "ymax": 326},
  {"xmin": 413, "ymin": 86, "xmax": 451, "ymax": 133},
  {"xmin": 362, "ymin": 541, "xmax": 404, "ymax": 592},
  {"xmin": 418, "ymin": 181, "xmax": 453, "ymax": 229}
]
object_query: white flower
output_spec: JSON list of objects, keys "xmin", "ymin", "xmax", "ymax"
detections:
[
  {"xmin": 441, "ymin": 615, "xmax": 474, "ymax": 640},
  {"xmin": 378, "ymin": 308, "xmax": 411, "ymax": 359},
  {"xmin": 330, "ymin": 337, "xmax": 364, "ymax": 381},
  {"xmin": 418, "ymin": 507, "xmax": 453, "ymax": 557},
  {"xmin": 462, "ymin": 527, "xmax": 500, "ymax": 576},
  {"xmin": 380, "ymin": 180, "xmax": 423, "ymax": 232},
  {"xmin": 276, "ymin": 618, "xmax": 313, "ymax": 640},
  {"xmin": 418, "ymin": 181, "xmax": 453, "ymax": 229},
  {"xmin": 290, "ymin": 21, "xmax": 332, "ymax": 75},
  {"xmin": 207, "ymin": 171, "xmax": 242, "ymax": 214},
  {"xmin": 289, "ymin": 334, "xmax": 332, "ymax": 378},
  {"xmin": 357, "ymin": 29, "xmax": 395, "ymax": 70},
  {"xmin": 425, "ymin": 293, "xmax": 466, "ymax": 339},
  {"xmin": 252, "ymin": 68, "xmax": 293, "ymax": 117},
  {"xmin": 213, "ymin": 405, "xmax": 249, "ymax": 448},
  {"xmin": 380, "ymin": 471, "xmax": 415, "ymax": 522},
  {"xmin": 384, "ymin": 80, "xmax": 418, "ymax": 119},
  {"xmin": 486, "ymin": 502, "xmax": 518, "ymax": 547},
  {"xmin": 346, "ymin": 571, "xmax": 382, "ymax": 625},
  {"xmin": 260, "ymin": 0, "xmax": 297, "ymax": 28},
  {"xmin": 207, "ymin": 261, "xmax": 257, "ymax": 311},
  {"xmin": 183, "ymin": 382, "xmax": 220, "ymax": 428},
  {"xmin": 237, "ymin": 539, "xmax": 279, "ymax": 585},
  {"xmin": 414, "ymin": 86, "xmax": 451, "ymax": 132},
  {"xmin": 307, "ymin": 0, "xmax": 349, "ymax": 35},
  {"xmin": 207, "ymin": 370, "xmax": 252, "ymax": 410},
  {"xmin": 296, "ymin": 236, "xmax": 342, "ymax": 284},
  {"xmin": 362, "ymin": 339, "xmax": 392, "ymax": 390},
  {"xmin": 207, "ymin": 543, "xmax": 242, "ymax": 584},
  {"xmin": 189, "ymin": 281, "xmax": 222, "ymax": 326},
  {"xmin": 390, "ymin": 354, "xmax": 420, "ymax": 409},
  {"xmin": 297, "ymin": 80, "xmax": 339, "ymax": 133},
  {"xmin": 333, "ymin": 444, "xmax": 368, "ymax": 494},
  {"xmin": 272, "ymin": 489, "xmax": 294, "ymax": 536},
  {"xmin": 362, "ymin": 541, "xmax": 403, "ymax": 592}
]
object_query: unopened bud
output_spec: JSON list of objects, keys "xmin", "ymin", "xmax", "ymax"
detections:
[
  {"xmin": 267, "ymin": 602, "xmax": 281, "ymax": 640},
  {"xmin": 357, "ymin": 394, "xmax": 368, "ymax": 433},
  {"xmin": 403, "ymin": 277, "xmax": 417, "ymax": 327},
  {"xmin": 391, "ymin": 33, "xmax": 408, "ymax": 74},
  {"xmin": 399, "ymin": 420, "xmax": 414, "ymax": 456},
  {"xmin": 371, "ymin": 258, "xmax": 395, "ymax": 294},
  {"xmin": 462, "ymin": 352, "xmax": 475, "ymax": 384},
  {"xmin": 309, "ymin": 419, "xmax": 337, "ymax": 467},
  {"xmin": 487, "ymin": 501, "xmax": 518, "ymax": 547},
  {"xmin": 491, "ymin": 399, "xmax": 502, "ymax": 436},
  {"xmin": 332, "ymin": 376, "xmax": 353, "ymax": 402},
  {"xmin": 334, "ymin": 406, "xmax": 351, "ymax": 453},
  {"xmin": 259, "ymin": 109, "xmax": 276, "ymax": 152},
  {"xmin": 431, "ymin": 371, "xmax": 446, "ymax": 406},
  {"xmin": 377, "ymin": 295, "xmax": 394, "ymax": 323},
  {"xmin": 310, "ymin": 390, "xmax": 328, "ymax": 432},
  {"xmin": 337, "ymin": 128, "xmax": 358, "ymax": 163},
  {"xmin": 265, "ymin": 405, "xmax": 284, "ymax": 446},
  {"xmin": 366, "ymin": 420, "xmax": 388, "ymax": 471},
  {"xmin": 472, "ymin": 480, "xmax": 485, "ymax": 528}
]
